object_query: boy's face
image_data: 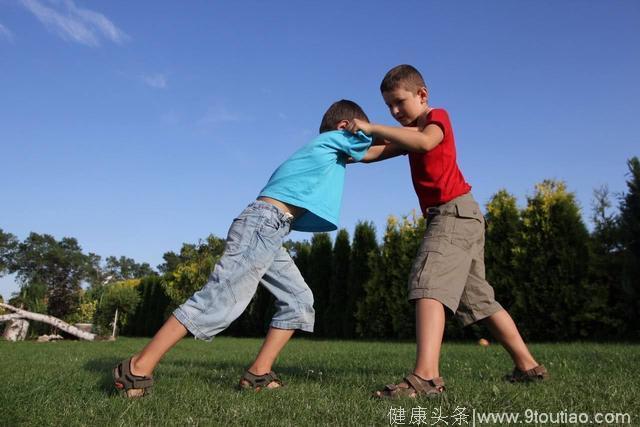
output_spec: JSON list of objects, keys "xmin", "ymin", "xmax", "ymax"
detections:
[{"xmin": 382, "ymin": 86, "xmax": 428, "ymax": 126}]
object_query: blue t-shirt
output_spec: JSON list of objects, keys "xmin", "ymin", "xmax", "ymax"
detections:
[{"xmin": 259, "ymin": 130, "xmax": 372, "ymax": 232}]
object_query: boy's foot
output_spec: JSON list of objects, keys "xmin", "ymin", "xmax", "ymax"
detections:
[
  {"xmin": 373, "ymin": 374, "xmax": 445, "ymax": 399},
  {"xmin": 238, "ymin": 370, "xmax": 283, "ymax": 391},
  {"xmin": 113, "ymin": 357, "xmax": 154, "ymax": 398},
  {"xmin": 505, "ymin": 364, "xmax": 549, "ymax": 383}
]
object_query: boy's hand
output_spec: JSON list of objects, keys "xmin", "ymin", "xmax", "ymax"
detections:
[{"xmin": 346, "ymin": 118, "xmax": 373, "ymax": 135}]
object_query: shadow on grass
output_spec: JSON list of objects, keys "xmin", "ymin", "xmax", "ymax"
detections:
[
  {"xmin": 84, "ymin": 357, "xmax": 123, "ymax": 396},
  {"xmin": 84, "ymin": 355, "xmax": 392, "ymax": 396}
]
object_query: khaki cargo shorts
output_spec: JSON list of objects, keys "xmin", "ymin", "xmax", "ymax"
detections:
[{"xmin": 408, "ymin": 192, "xmax": 503, "ymax": 326}]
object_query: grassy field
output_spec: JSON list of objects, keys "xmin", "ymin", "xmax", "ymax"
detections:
[{"xmin": 0, "ymin": 337, "xmax": 638, "ymax": 426}]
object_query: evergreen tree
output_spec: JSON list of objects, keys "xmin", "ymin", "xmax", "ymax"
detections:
[
  {"xmin": 512, "ymin": 180, "xmax": 591, "ymax": 340},
  {"xmin": 307, "ymin": 233, "xmax": 333, "ymax": 337},
  {"xmin": 287, "ymin": 240, "xmax": 312, "ymax": 279},
  {"xmin": 346, "ymin": 221, "xmax": 378, "ymax": 338},
  {"xmin": 387, "ymin": 214, "xmax": 425, "ymax": 338},
  {"xmin": 618, "ymin": 157, "xmax": 640, "ymax": 338},
  {"xmin": 357, "ymin": 214, "xmax": 424, "ymax": 338},
  {"xmin": 125, "ymin": 276, "xmax": 171, "ymax": 336},
  {"xmin": 583, "ymin": 186, "xmax": 624, "ymax": 338},
  {"xmin": 484, "ymin": 190, "xmax": 521, "ymax": 309},
  {"xmin": 329, "ymin": 229, "xmax": 351, "ymax": 338}
]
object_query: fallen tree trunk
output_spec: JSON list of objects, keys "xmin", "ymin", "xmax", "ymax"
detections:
[
  {"xmin": 3, "ymin": 319, "xmax": 29, "ymax": 341},
  {"xmin": 0, "ymin": 303, "xmax": 96, "ymax": 341}
]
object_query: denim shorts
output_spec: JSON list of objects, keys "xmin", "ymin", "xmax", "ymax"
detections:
[{"xmin": 173, "ymin": 200, "xmax": 315, "ymax": 340}]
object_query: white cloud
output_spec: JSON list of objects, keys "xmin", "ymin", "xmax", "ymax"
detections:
[
  {"xmin": 20, "ymin": 0, "xmax": 128, "ymax": 47},
  {"xmin": 142, "ymin": 73, "xmax": 167, "ymax": 89},
  {"xmin": 0, "ymin": 23, "xmax": 14, "ymax": 42}
]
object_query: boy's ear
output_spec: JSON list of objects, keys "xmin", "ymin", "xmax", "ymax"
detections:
[
  {"xmin": 418, "ymin": 87, "xmax": 429, "ymax": 104},
  {"xmin": 336, "ymin": 119, "xmax": 350, "ymax": 130}
]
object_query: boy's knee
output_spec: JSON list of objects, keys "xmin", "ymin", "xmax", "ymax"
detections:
[{"xmin": 270, "ymin": 288, "xmax": 315, "ymax": 332}]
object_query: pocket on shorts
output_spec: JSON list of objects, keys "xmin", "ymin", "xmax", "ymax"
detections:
[
  {"xmin": 455, "ymin": 203, "xmax": 484, "ymax": 222},
  {"xmin": 452, "ymin": 202, "xmax": 484, "ymax": 251},
  {"xmin": 258, "ymin": 215, "xmax": 282, "ymax": 239},
  {"xmin": 225, "ymin": 216, "xmax": 255, "ymax": 256},
  {"xmin": 409, "ymin": 240, "xmax": 443, "ymax": 291},
  {"xmin": 425, "ymin": 214, "xmax": 451, "ymax": 238}
]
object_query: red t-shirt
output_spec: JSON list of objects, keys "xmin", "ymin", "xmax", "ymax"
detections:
[{"xmin": 408, "ymin": 108, "xmax": 471, "ymax": 212}]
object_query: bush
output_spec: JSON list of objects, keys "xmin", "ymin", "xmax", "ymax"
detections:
[{"xmin": 94, "ymin": 279, "xmax": 140, "ymax": 336}]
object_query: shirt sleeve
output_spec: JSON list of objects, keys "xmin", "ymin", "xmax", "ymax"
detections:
[
  {"xmin": 333, "ymin": 130, "xmax": 373, "ymax": 161},
  {"xmin": 424, "ymin": 109, "xmax": 449, "ymax": 139}
]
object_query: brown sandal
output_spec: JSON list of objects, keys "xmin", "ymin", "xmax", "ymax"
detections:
[
  {"xmin": 505, "ymin": 364, "xmax": 549, "ymax": 382},
  {"xmin": 374, "ymin": 373, "xmax": 445, "ymax": 399},
  {"xmin": 112, "ymin": 358, "xmax": 154, "ymax": 398},
  {"xmin": 238, "ymin": 370, "xmax": 283, "ymax": 391}
]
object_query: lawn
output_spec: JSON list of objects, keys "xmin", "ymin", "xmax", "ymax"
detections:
[{"xmin": 0, "ymin": 337, "xmax": 637, "ymax": 426}]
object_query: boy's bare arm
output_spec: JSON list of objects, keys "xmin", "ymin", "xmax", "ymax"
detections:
[
  {"xmin": 357, "ymin": 142, "xmax": 407, "ymax": 163},
  {"xmin": 346, "ymin": 119, "xmax": 443, "ymax": 153}
]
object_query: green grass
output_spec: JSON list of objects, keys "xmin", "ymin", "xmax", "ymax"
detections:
[{"xmin": 0, "ymin": 338, "xmax": 638, "ymax": 426}]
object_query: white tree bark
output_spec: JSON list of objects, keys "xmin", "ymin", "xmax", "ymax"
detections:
[
  {"xmin": 111, "ymin": 307, "xmax": 119, "ymax": 338},
  {"xmin": 0, "ymin": 303, "xmax": 96, "ymax": 341},
  {"xmin": 3, "ymin": 319, "xmax": 29, "ymax": 341}
]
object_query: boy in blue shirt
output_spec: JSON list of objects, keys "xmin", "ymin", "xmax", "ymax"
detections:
[{"xmin": 113, "ymin": 100, "xmax": 372, "ymax": 397}]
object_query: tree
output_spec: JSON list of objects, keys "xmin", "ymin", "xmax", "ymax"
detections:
[
  {"xmin": 287, "ymin": 240, "xmax": 312, "ymax": 281},
  {"xmin": 94, "ymin": 279, "xmax": 141, "ymax": 336},
  {"xmin": 385, "ymin": 213, "xmax": 425, "ymax": 339},
  {"xmin": 11, "ymin": 233, "xmax": 92, "ymax": 319},
  {"xmin": 123, "ymin": 276, "xmax": 171, "ymax": 337},
  {"xmin": 484, "ymin": 190, "xmax": 521, "ymax": 309},
  {"xmin": 0, "ymin": 228, "xmax": 18, "ymax": 277},
  {"xmin": 357, "ymin": 214, "xmax": 423, "ymax": 339},
  {"xmin": 104, "ymin": 256, "xmax": 156, "ymax": 281},
  {"xmin": 618, "ymin": 157, "xmax": 640, "ymax": 338},
  {"xmin": 584, "ymin": 186, "xmax": 624, "ymax": 338},
  {"xmin": 307, "ymin": 233, "xmax": 333, "ymax": 337},
  {"xmin": 346, "ymin": 221, "xmax": 378, "ymax": 338},
  {"xmin": 328, "ymin": 229, "xmax": 350, "ymax": 338},
  {"xmin": 161, "ymin": 235, "xmax": 226, "ymax": 306},
  {"xmin": 512, "ymin": 180, "xmax": 591, "ymax": 340}
]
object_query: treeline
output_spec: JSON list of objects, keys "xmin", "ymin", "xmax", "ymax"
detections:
[{"xmin": 1, "ymin": 157, "xmax": 638, "ymax": 341}]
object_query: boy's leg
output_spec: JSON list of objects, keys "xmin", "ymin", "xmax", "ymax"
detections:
[
  {"xmin": 241, "ymin": 246, "xmax": 314, "ymax": 388},
  {"xmin": 373, "ymin": 296, "xmax": 447, "ymax": 398},
  {"xmin": 244, "ymin": 327, "xmax": 295, "ymax": 388},
  {"xmin": 481, "ymin": 309, "xmax": 539, "ymax": 371},
  {"xmin": 414, "ymin": 298, "xmax": 446, "ymax": 380},
  {"xmin": 130, "ymin": 315, "xmax": 188, "ymax": 377},
  {"xmin": 117, "ymin": 202, "xmax": 289, "ymax": 395}
]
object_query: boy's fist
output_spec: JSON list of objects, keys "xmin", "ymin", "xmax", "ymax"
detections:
[{"xmin": 346, "ymin": 118, "xmax": 373, "ymax": 136}]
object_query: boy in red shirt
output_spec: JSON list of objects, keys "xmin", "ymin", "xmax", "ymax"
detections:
[{"xmin": 347, "ymin": 65, "xmax": 547, "ymax": 398}]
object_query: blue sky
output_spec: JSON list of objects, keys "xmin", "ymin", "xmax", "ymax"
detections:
[{"xmin": 1, "ymin": 1, "xmax": 639, "ymax": 299}]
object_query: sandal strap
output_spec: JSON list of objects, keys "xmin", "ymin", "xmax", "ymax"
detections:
[
  {"xmin": 404, "ymin": 374, "xmax": 445, "ymax": 394},
  {"xmin": 241, "ymin": 370, "xmax": 281, "ymax": 388},
  {"xmin": 115, "ymin": 358, "xmax": 154, "ymax": 390},
  {"xmin": 508, "ymin": 364, "xmax": 548, "ymax": 382},
  {"xmin": 527, "ymin": 365, "xmax": 547, "ymax": 376}
]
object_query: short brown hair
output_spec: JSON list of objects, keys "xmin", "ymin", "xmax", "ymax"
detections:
[
  {"xmin": 319, "ymin": 99, "xmax": 369, "ymax": 133},
  {"xmin": 380, "ymin": 64, "xmax": 426, "ymax": 93}
]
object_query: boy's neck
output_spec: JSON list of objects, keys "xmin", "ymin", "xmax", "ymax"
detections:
[{"xmin": 409, "ymin": 105, "xmax": 433, "ymax": 128}]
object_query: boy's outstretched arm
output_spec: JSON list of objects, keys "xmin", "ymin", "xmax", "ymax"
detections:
[
  {"xmin": 356, "ymin": 142, "xmax": 407, "ymax": 163},
  {"xmin": 346, "ymin": 119, "xmax": 443, "ymax": 154}
]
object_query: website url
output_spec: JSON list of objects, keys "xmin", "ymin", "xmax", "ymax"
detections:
[{"xmin": 473, "ymin": 408, "xmax": 632, "ymax": 425}]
